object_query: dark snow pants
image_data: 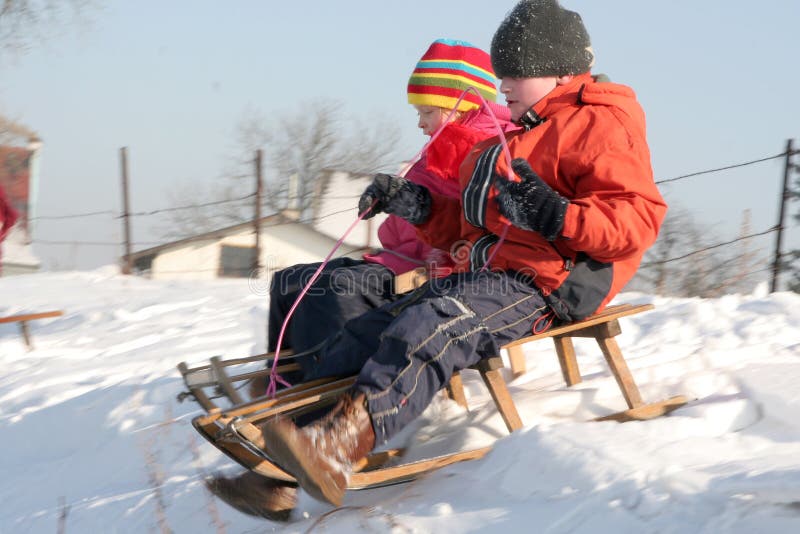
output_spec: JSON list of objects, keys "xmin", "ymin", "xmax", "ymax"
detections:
[
  {"xmin": 304, "ymin": 270, "xmax": 551, "ymax": 444},
  {"xmin": 268, "ymin": 257, "xmax": 399, "ymax": 372}
]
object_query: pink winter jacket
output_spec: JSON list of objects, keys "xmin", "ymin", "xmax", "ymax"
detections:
[{"xmin": 363, "ymin": 102, "xmax": 516, "ymax": 275}]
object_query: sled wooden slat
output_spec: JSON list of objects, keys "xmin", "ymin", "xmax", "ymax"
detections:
[
  {"xmin": 502, "ymin": 303, "xmax": 652, "ymax": 350},
  {"xmin": 178, "ymin": 362, "xmax": 220, "ymax": 414},
  {"xmin": 184, "ymin": 363, "xmax": 303, "ymax": 390},
  {"xmin": 349, "ymin": 447, "xmax": 492, "ymax": 489},
  {"xmin": 593, "ymin": 395, "xmax": 690, "ymax": 422},
  {"xmin": 0, "ymin": 310, "xmax": 63, "ymax": 350},
  {"xmin": 352, "ymin": 449, "xmax": 405, "ymax": 473},
  {"xmin": 181, "ymin": 350, "xmax": 297, "ymax": 387},
  {"xmin": 178, "ymin": 349, "xmax": 305, "ymax": 412},
  {"xmin": 210, "ymin": 356, "xmax": 245, "ymax": 405},
  {"xmin": 189, "ymin": 349, "xmax": 295, "ymax": 372}
]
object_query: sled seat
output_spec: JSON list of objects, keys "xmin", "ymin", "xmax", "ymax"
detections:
[
  {"xmin": 445, "ymin": 303, "xmax": 688, "ymax": 428},
  {"xmin": 0, "ymin": 310, "xmax": 63, "ymax": 350}
]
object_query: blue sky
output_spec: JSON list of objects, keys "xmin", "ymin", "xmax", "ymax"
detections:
[{"xmin": 2, "ymin": 0, "xmax": 799, "ymax": 271}]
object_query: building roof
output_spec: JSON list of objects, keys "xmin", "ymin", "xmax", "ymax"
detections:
[
  {"xmin": 129, "ymin": 211, "xmax": 357, "ymax": 261},
  {"xmin": 131, "ymin": 168, "xmax": 386, "ymax": 262}
]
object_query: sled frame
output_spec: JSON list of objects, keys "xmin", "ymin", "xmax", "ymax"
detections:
[{"xmin": 178, "ymin": 303, "xmax": 687, "ymax": 490}]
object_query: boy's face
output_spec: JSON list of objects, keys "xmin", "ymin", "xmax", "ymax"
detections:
[
  {"xmin": 499, "ymin": 77, "xmax": 559, "ymax": 121},
  {"xmin": 414, "ymin": 105, "xmax": 454, "ymax": 136}
]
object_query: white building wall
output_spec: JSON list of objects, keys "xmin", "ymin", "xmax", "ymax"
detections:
[
  {"xmin": 1, "ymin": 226, "xmax": 40, "ymax": 276},
  {"xmin": 150, "ymin": 239, "xmax": 220, "ymax": 280},
  {"xmin": 312, "ymin": 171, "xmax": 386, "ymax": 249},
  {"xmin": 145, "ymin": 221, "xmax": 364, "ymax": 282},
  {"xmin": 260, "ymin": 222, "xmax": 344, "ymax": 273}
]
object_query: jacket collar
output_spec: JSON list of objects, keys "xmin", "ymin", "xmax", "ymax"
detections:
[{"xmin": 518, "ymin": 73, "xmax": 593, "ymax": 130}]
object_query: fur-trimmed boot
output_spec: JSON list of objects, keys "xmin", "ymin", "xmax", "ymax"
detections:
[
  {"xmin": 205, "ymin": 470, "xmax": 297, "ymax": 521},
  {"xmin": 260, "ymin": 392, "xmax": 375, "ymax": 506}
]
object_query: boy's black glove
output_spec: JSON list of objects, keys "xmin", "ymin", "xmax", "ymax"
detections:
[
  {"xmin": 494, "ymin": 158, "xmax": 569, "ymax": 241},
  {"xmin": 358, "ymin": 173, "xmax": 432, "ymax": 225}
]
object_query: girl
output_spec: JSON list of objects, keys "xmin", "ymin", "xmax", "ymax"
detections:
[{"xmin": 265, "ymin": 38, "xmax": 516, "ymax": 385}]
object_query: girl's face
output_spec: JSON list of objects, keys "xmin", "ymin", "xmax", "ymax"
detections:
[
  {"xmin": 499, "ymin": 76, "xmax": 559, "ymax": 121},
  {"xmin": 414, "ymin": 105, "xmax": 455, "ymax": 136}
]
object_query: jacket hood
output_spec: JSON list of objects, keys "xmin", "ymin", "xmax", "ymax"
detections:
[
  {"xmin": 534, "ymin": 73, "xmax": 646, "ymax": 136},
  {"xmin": 459, "ymin": 101, "xmax": 517, "ymax": 135}
]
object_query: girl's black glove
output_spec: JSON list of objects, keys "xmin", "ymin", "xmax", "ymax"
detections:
[
  {"xmin": 494, "ymin": 158, "xmax": 569, "ymax": 241},
  {"xmin": 358, "ymin": 173, "xmax": 432, "ymax": 225}
]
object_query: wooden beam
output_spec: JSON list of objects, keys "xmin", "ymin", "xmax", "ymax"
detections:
[
  {"xmin": 0, "ymin": 310, "xmax": 63, "ymax": 324},
  {"xmin": 444, "ymin": 371, "xmax": 468, "ymax": 409},
  {"xmin": 506, "ymin": 345, "xmax": 527, "ymax": 378},
  {"xmin": 596, "ymin": 335, "xmax": 643, "ymax": 408},
  {"xmin": 593, "ymin": 396, "xmax": 690, "ymax": 423},
  {"xmin": 553, "ymin": 336, "xmax": 581, "ymax": 386},
  {"xmin": 565, "ymin": 320, "xmax": 622, "ymax": 339},
  {"xmin": 479, "ymin": 367, "xmax": 523, "ymax": 433},
  {"xmin": 502, "ymin": 304, "xmax": 653, "ymax": 349}
]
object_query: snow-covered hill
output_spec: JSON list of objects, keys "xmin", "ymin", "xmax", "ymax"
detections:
[{"xmin": 2, "ymin": 270, "xmax": 799, "ymax": 533}]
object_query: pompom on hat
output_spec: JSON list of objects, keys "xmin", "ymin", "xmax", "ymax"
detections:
[
  {"xmin": 407, "ymin": 38, "xmax": 498, "ymax": 112},
  {"xmin": 491, "ymin": 0, "xmax": 595, "ymax": 78}
]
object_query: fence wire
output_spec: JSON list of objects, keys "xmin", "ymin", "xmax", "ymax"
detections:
[{"xmin": 25, "ymin": 147, "xmax": 800, "ymax": 282}]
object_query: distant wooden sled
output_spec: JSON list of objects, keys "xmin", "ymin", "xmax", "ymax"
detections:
[
  {"xmin": 0, "ymin": 310, "xmax": 63, "ymax": 350},
  {"xmin": 178, "ymin": 302, "xmax": 688, "ymax": 490}
]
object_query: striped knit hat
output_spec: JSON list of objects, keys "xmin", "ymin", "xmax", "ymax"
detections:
[{"xmin": 407, "ymin": 39, "xmax": 498, "ymax": 112}]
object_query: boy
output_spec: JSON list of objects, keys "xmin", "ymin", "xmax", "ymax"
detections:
[{"xmin": 257, "ymin": 0, "xmax": 667, "ymax": 508}]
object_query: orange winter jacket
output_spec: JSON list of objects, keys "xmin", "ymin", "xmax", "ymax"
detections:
[{"xmin": 416, "ymin": 73, "xmax": 667, "ymax": 321}]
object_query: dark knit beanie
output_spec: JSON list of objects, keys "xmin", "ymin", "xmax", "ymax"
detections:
[{"xmin": 491, "ymin": 0, "xmax": 594, "ymax": 78}]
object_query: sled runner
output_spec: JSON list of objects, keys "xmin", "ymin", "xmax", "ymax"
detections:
[
  {"xmin": 0, "ymin": 310, "xmax": 63, "ymax": 350},
  {"xmin": 178, "ymin": 303, "xmax": 688, "ymax": 490}
]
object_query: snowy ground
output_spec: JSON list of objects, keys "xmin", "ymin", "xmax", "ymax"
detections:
[{"xmin": 1, "ymin": 269, "xmax": 799, "ymax": 533}]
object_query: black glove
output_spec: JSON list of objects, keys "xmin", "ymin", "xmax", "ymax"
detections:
[
  {"xmin": 358, "ymin": 173, "xmax": 432, "ymax": 225},
  {"xmin": 494, "ymin": 158, "xmax": 569, "ymax": 241}
]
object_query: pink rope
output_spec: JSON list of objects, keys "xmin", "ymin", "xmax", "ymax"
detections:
[
  {"xmin": 265, "ymin": 86, "xmax": 517, "ymax": 396},
  {"xmin": 265, "ymin": 199, "xmax": 377, "ymax": 398},
  {"xmin": 433, "ymin": 87, "xmax": 515, "ymax": 270}
]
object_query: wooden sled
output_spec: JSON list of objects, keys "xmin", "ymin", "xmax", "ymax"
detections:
[
  {"xmin": 178, "ymin": 303, "xmax": 688, "ymax": 490},
  {"xmin": 0, "ymin": 310, "xmax": 63, "ymax": 350}
]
